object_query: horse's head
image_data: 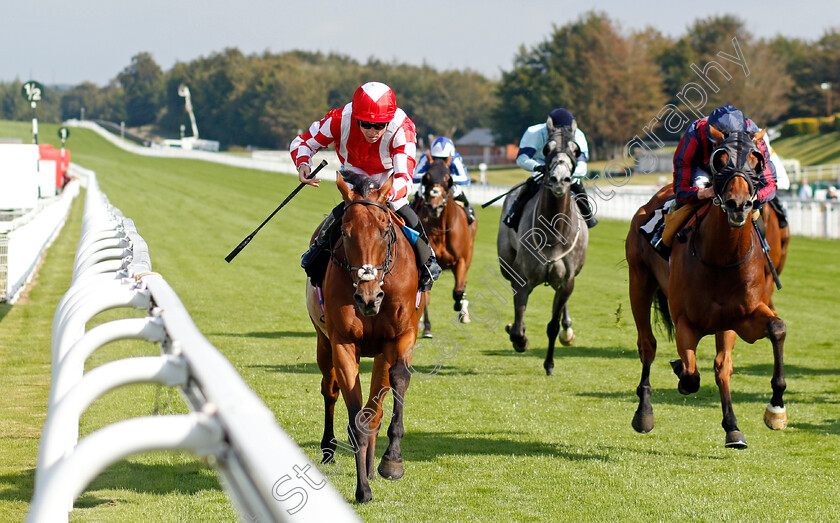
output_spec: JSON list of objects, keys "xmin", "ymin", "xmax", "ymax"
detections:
[
  {"xmin": 336, "ymin": 170, "xmax": 396, "ymax": 316},
  {"xmin": 542, "ymin": 116, "xmax": 581, "ymax": 198},
  {"xmin": 421, "ymin": 160, "xmax": 452, "ymax": 218},
  {"xmin": 709, "ymin": 126, "xmax": 766, "ymax": 228}
]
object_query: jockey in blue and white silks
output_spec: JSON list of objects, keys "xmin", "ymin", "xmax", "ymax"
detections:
[
  {"xmin": 414, "ymin": 138, "xmax": 470, "ymax": 185},
  {"xmin": 412, "ymin": 137, "xmax": 476, "ymax": 223},
  {"xmin": 503, "ymin": 108, "xmax": 598, "ymax": 230},
  {"xmin": 516, "ymin": 123, "xmax": 589, "ymax": 180}
]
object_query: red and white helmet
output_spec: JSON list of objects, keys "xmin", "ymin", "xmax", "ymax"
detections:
[{"xmin": 352, "ymin": 82, "xmax": 397, "ymax": 123}]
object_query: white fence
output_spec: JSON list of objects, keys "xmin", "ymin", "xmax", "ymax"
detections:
[
  {"xmin": 0, "ymin": 182, "xmax": 80, "ymax": 302},
  {"xmin": 29, "ymin": 164, "xmax": 358, "ymax": 522},
  {"xmin": 465, "ymin": 182, "xmax": 840, "ymax": 239}
]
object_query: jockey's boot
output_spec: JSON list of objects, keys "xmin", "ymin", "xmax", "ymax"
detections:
[
  {"xmin": 301, "ymin": 203, "xmax": 344, "ymax": 284},
  {"xmin": 453, "ymin": 190, "xmax": 476, "ymax": 224},
  {"xmin": 767, "ymin": 195, "xmax": 789, "ymax": 228},
  {"xmin": 649, "ymin": 230, "xmax": 671, "ymax": 261},
  {"xmin": 570, "ymin": 181, "xmax": 598, "ymax": 228},
  {"xmin": 396, "ymin": 204, "xmax": 441, "ymax": 292},
  {"xmin": 503, "ymin": 176, "xmax": 540, "ymax": 230}
]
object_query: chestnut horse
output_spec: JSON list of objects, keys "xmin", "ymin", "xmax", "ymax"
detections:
[
  {"xmin": 497, "ymin": 117, "xmax": 589, "ymax": 375},
  {"xmin": 626, "ymin": 127, "xmax": 788, "ymax": 448},
  {"xmin": 417, "ymin": 160, "xmax": 477, "ymax": 337},
  {"xmin": 305, "ymin": 171, "xmax": 422, "ymax": 502}
]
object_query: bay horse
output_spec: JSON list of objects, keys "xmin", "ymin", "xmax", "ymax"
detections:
[
  {"xmin": 416, "ymin": 160, "xmax": 477, "ymax": 337},
  {"xmin": 304, "ymin": 171, "xmax": 422, "ymax": 502},
  {"xmin": 497, "ymin": 117, "xmax": 589, "ymax": 375},
  {"xmin": 626, "ymin": 126, "xmax": 788, "ymax": 448}
]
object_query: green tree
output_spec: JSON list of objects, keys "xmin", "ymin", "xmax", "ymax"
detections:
[
  {"xmin": 491, "ymin": 11, "xmax": 666, "ymax": 156},
  {"xmin": 117, "ymin": 52, "xmax": 163, "ymax": 127}
]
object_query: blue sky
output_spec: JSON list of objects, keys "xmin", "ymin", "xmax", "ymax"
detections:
[{"xmin": 2, "ymin": 0, "xmax": 837, "ymax": 86}]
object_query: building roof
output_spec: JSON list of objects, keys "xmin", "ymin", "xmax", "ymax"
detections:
[{"xmin": 455, "ymin": 128, "xmax": 497, "ymax": 147}]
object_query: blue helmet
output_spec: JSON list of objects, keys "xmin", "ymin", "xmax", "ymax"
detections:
[
  {"xmin": 707, "ymin": 105, "xmax": 747, "ymax": 139},
  {"xmin": 549, "ymin": 108, "xmax": 575, "ymax": 128},
  {"xmin": 430, "ymin": 137, "xmax": 455, "ymax": 158}
]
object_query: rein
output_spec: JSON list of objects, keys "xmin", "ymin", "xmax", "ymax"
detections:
[
  {"xmin": 526, "ymin": 184, "xmax": 582, "ymax": 263},
  {"xmin": 330, "ymin": 200, "xmax": 398, "ymax": 286}
]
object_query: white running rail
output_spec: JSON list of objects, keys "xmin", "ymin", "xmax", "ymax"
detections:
[{"xmin": 29, "ymin": 164, "xmax": 358, "ymax": 522}]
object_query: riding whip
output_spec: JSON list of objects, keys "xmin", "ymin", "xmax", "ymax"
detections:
[
  {"xmin": 481, "ymin": 173, "xmax": 544, "ymax": 208},
  {"xmin": 225, "ymin": 159, "xmax": 328, "ymax": 263},
  {"xmin": 752, "ymin": 216, "xmax": 782, "ymax": 290}
]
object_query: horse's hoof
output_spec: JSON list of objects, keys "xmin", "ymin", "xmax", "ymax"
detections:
[
  {"xmin": 459, "ymin": 312, "xmax": 471, "ymax": 324},
  {"xmin": 764, "ymin": 404, "xmax": 788, "ymax": 430},
  {"xmin": 378, "ymin": 458, "xmax": 404, "ymax": 480},
  {"xmin": 669, "ymin": 359, "xmax": 683, "ymax": 376},
  {"xmin": 544, "ymin": 364, "xmax": 554, "ymax": 376},
  {"xmin": 632, "ymin": 411, "xmax": 655, "ymax": 433},
  {"xmin": 560, "ymin": 328, "xmax": 575, "ymax": 346},
  {"xmin": 355, "ymin": 488, "xmax": 373, "ymax": 503},
  {"xmin": 725, "ymin": 431, "xmax": 748, "ymax": 448},
  {"xmin": 421, "ymin": 329, "xmax": 433, "ymax": 339},
  {"xmin": 506, "ymin": 324, "xmax": 529, "ymax": 352}
]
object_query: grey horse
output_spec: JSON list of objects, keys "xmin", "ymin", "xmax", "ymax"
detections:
[{"xmin": 497, "ymin": 117, "xmax": 590, "ymax": 375}]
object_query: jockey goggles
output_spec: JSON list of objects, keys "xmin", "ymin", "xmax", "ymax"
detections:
[{"xmin": 358, "ymin": 120, "xmax": 388, "ymax": 130}]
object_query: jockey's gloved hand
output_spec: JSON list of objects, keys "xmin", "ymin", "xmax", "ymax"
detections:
[{"xmin": 534, "ymin": 164, "xmax": 547, "ymax": 174}]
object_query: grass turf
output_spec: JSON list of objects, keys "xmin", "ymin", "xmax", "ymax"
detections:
[{"xmin": 0, "ymin": 121, "xmax": 838, "ymax": 521}]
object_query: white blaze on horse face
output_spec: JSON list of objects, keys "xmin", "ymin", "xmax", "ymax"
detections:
[
  {"xmin": 429, "ymin": 187, "xmax": 443, "ymax": 198},
  {"xmin": 358, "ymin": 264, "xmax": 378, "ymax": 281}
]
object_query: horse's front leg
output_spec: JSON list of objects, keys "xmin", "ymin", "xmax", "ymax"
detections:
[
  {"xmin": 421, "ymin": 292, "xmax": 432, "ymax": 338},
  {"xmin": 671, "ymin": 316, "xmax": 702, "ymax": 395},
  {"xmin": 453, "ymin": 258, "xmax": 470, "ymax": 323},
  {"xmin": 362, "ymin": 355, "xmax": 390, "ymax": 480},
  {"xmin": 735, "ymin": 305, "xmax": 787, "ymax": 430},
  {"xmin": 506, "ymin": 279, "xmax": 531, "ymax": 352},
  {"xmin": 316, "ymin": 331, "xmax": 339, "ymax": 463},
  {"xmin": 378, "ymin": 338, "xmax": 413, "ymax": 480},
  {"xmin": 545, "ymin": 283, "xmax": 573, "ymax": 376},
  {"xmin": 332, "ymin": 341, "xmax": 372, "ymax": 503},
  {"xmin": 714, "ymin": 330, "xmax": 747, "ymax": 448}
]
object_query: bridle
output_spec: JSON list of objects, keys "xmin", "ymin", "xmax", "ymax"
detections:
[
  {"xmin": 330, "ymin": 200, "xmax": 397, "ymax": 287},
  {"xmin": 709, "ymin": 131, "xmax": 763, "ymax": 206}
]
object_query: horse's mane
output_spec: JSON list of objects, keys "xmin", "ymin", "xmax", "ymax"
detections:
[{"xmin": 339, "ymin": 169, "xmax": 376, "ymax": 198}]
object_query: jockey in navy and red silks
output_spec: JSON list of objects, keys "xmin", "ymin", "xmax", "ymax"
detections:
[
  {"xmin": 673, "ymin": 104, "xmax": 777, "ymax": 206},
  {"xmin": 292, "ymin": 81, "xmax": 441, "ymax": 291}
]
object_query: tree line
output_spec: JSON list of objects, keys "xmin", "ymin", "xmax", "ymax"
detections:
[{"xmin": 1, "ymin": 13, "xmax": 837, "ymax": 159}]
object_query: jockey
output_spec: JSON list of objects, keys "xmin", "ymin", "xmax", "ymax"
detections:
[
  {"xmin": 292, "ymin": 81, "xmax": 441, "ymax": 291},
  {"xmin": 673, "ymin": 104, "xmax": 777, "ymax": 206},
  {"xmin": 502, "ymin": 108, "xmax": 598, "ymax": 230},
  {"xmin": 650, "ymin": 104, "xmax": 782, "ymax": 257},
  {"xmin": 413, "ymin": 137, "xmax": 475, "ymax": 224}
]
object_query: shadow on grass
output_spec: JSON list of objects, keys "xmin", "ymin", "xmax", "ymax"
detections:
[
  {"xmin": 0, "ymin": 302, "xmax": 11, "ymax": 323},
  {"xmin": 736, "ymin": 363, "xmax": 840, "ymax": 378},
  {"xmin": 209, "ymin": 331, "xmax": 316, "ymax": 339},
  {"xmin": 248, "ymin": 361, "xmax": 477, "ymax": 377},
  {"xmin": 304, "ymin": 431, "xmax": 609, "ymax": 463},
  {"xmin": 480, "ymin": 345, "xmax": 636, "ymax": 360},
  {"xmin": 0, "ymin": 461, "xmax": 220, "ymax": 506},
  {"xmin": 791, "ymin": 418, "xmax": 840, "ymax": 435}
]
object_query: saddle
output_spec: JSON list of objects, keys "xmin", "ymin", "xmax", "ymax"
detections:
[{"xmin": 640, "ymin": 199, "xmax": 712, "ymax": 260}]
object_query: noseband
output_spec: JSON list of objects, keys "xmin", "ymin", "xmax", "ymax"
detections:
[{"xmin": 331, "ymin": 200, "xmax": 397, "ymax": 287}]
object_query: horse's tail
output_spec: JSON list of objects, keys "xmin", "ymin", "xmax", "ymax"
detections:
[{"xmin": 652, "ymin": 288, "xmax": 674, "ymax": 341}]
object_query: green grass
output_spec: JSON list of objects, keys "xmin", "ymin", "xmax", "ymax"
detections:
[
  {"xmin": 773, "ymin": 131, "xmax": 840, "ymax": 168},
  {"xmin": 1, "ymin": 121, "xmax": 839, "ymax": 521}
]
